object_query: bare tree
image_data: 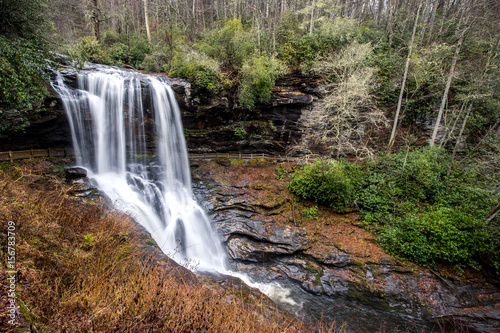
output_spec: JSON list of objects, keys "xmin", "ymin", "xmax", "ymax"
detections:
[
  {"xmin": 144, "ymin": 0, "xmax": 151, "ymax": 43},
  {"xmin": 388, "ymin": 1, "xmax": 423, "ymax": 153},
  {"xmin": 309, "ymin": 0, "xmax": 315, "ymax": 35},
  {"xmin": 430, "ymin": 14, "xmax": 468, "ymax": 146}
]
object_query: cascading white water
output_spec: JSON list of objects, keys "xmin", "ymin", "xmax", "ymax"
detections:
[
  {"xmin": 53, "ymin": 66, "xmax": 226, "ymax": 271},
  {"xmin": 53, "ymin": 65, "xmax": 297, "ymax": 309}
]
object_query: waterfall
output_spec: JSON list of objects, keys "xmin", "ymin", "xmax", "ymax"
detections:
[{"xmin": 52, "ymin": 66, "xmax": 226, "ymax": 271}]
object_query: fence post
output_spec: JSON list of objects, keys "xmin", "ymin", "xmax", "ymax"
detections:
[{"xmin": 9, "ymin": 150, "xmax": 13, "ymax": 164}]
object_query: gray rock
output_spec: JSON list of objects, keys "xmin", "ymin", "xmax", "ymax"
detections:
[
  {"xmin": 321, "ymin": 270, "xmax": 349, "ymax": 296},
  {"xmin": 65, "ymin": 167, "xmax": 87, "ymax": 180}
]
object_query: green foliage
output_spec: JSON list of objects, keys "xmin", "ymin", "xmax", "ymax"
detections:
[
  {"xmin": 358, "ymin": 147, "xmax": 449, "ymax": 223},
  {"xmin": 275, "ymin": 164, "xmax": 288, "ymax": 180},
  {"xmin": 0, "ymin": 36, "xmax": 49, "ymax": 132},
  {"xmin": 167, "ymin": 50, "xmax": 222, "ymax": 93},
  {"xmin": 378, "ymin": 207, "xmax": 489, "ymax": 268},
  {"xmin": 357, "ymin": 147, "xmax": 498, "ymax": 269},
  {"xmin": 198, "ymin": 19, "xmax": 256, "ymax": 68},
  {"xmin": 67, "ymin": 34, "xmax": 152, "ymax": 69},
  {"xmin": 239, "ymin": 55, "xmax": 285, "ymax": 110},
  {"xmin": 83, "ymin": 233, "xmax": 96, "ymax": 247},
  {"xmin": 0, "ymin": 0, "xmax": 50, "ymax": 133},
  {"xmin": 303, "ymin": 205, "xmax": 318, "ymax": 219},
  {"xmin": 289, "ymin": 159, "xmax": 360, "ymax": 209},
  {"xmin": 234, "ymin": 126, "xmax": 247, "ymax": 139},
  {"xmin": 277, "ymin": 17, "xmax": 360, "ymax": 68},
  {"xmin": 0, "ymin": 0, "xmax": 48, "ymax": 39}
]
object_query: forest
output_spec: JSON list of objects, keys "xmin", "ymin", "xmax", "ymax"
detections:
[{"xmin": 1, "ymin": 0, "xmax": 500, "ymax": 330}]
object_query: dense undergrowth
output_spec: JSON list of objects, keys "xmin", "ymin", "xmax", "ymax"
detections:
[
  {"xmin": 0, "ymin": 160, "xmax": 338, "ymax": 332},
  {"xmin": 289, "ymin": 148, "xmax": 500, "ymax": 273}
]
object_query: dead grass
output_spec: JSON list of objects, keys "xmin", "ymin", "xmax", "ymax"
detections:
[{"xmin": 0, "ymin": 160, "xmax": 340, "ymax": 332}]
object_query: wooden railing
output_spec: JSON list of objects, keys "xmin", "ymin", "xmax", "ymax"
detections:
[
  {"xmin": 0, "ymin": 148, "xmax": 75, "ymax": 163},
  {"xmin": 0, "ymin": 148, "xmax": 310, "ymax": 163}
]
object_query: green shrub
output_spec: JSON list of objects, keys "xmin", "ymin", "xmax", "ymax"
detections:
[
  {"xmin": 197, "ymin": 19, "xmax": 256, "ymax": 68},
  {"xmin": 168, "ymin": 50, "xmax": 222, "ymax": 93},
  {"xmin": 234, "ymin": 126, "xmax": 247, "ymax": 138},
  {"xmin": 239, "ymin": 55, "xmax": 285, "ymax": 110},
  {"xmin": 128, "ymin": 35, "xmax": 152, "ymax": 68},
  {"xmin": 275, "ymin": 165, "xmax": 288, "ymax": 180},
  {"xmin": 108, "ymin": 42, "xmax": 129, "ymax": 65},
  {"xmin": 378, "ymin": 207, "xmax": 489, "ymax": 268},
  {"xmin": 303, "ymin": 206, "xmax": 318, "ymax": 219},
  {"xmin": 0, "ymin": 36, "xmax": 49, "ymax": 132},
  {"xmin": 358, "ymin": 147, "xmax": 449, "ymax": 223},
  {"xmin": 289, "ymin": 159, "xmax": 360, "ymax": 209},
  {"xmin": 67, "ymin": 36, "xmax": 112, "ymax": 67},
  {"xmin": 357, "ymin": 147, "xmax": 498, "ymax": 269}
]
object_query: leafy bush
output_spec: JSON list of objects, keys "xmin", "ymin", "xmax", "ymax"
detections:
[
  {"xmin": 197, "ymin": 19, "xmax": 256, "ymax": 68},
  {"xmin": 68, "ymin": 36, "xmax": 111, "ymax": 67},
  {"xmin": 358, "ymin": 147, "xmax": 449, "ymax": 223},
  {"xmin": 357, "ymin": 147, "xmax": 498, "ymax": 269},
  {"xmin": 378, "ymin": 207, "xmax": 489, "ymax": 268},
  {"xmin": 289, "ymin": 159, "xmax": 360, "ymax": 209},
  {"xmin": 68, "ymin": 34, "xmax": 152, "ymax": 68},
  {"xmin": 128, "ymin": 35, "xmax": 152, "ymax": 68},
  {"xmin": 277, "ymin": 17, "xmax": 359, "ymax": 68},
  {"xmin": 0, "ymin": 36, "xmax": 49, "ymax": 132},
  {"xmin": 234, "ymin": 126, "xmax": 247, "ymax": 138},
  {"xmin": 275, "ymin": 164, "xmax": 288, "ymax": 180},
  {"xmin": 303, "ymin": 205, "xmax": 318, "ymax": 219},
  {"xmin": 167, "ymin": 50, "xmax": 222, "ymax": 93},
  {"xmin": 239, "ymin": 55, "xmax": 285, "ymax": 110}
]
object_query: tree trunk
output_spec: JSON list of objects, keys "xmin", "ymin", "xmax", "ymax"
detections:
[
  {"xmin": 430, "ymin": 23, "xmax": 466, "ymax": 146},
  {"xmin": 485, "ymin": 203, "xmax": 500, "ymax": 224},
  {"xmin": 92, "ymin": 0, "xmax": 101, "ymax": 42},
  {"xmin": 376, "ymin": 0, "xmax": 385, "ymax": 24},
  {"xmin": 427, "ymin": 0, "xmax": 438, "ymax": 44},
  {"xmin": 421, "ymin": 0, "xmax": 431, "ymax": 42},
  {"xmin": 144, "ymin": 0, "xmax": 151, "ymax": 43},
  {"xmin": 309, "ymin": 0, "xmax": 315, "ymax": 35},
  {"xmin": 446, "ymin": 103, "xmax": 472, "ymax": 177},
  {"xmin": 388, "ymin": 2, "xmax": 423, "ymax": 153}
]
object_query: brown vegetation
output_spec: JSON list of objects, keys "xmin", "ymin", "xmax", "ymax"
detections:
[{"xmin": 0, "ymin": 160, "xmax": 336, "ymax": 332}]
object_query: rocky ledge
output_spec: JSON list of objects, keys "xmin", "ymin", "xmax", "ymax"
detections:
[{"xmin": 192, "ymin": 159, "xmax": 500, "ymax": 333}]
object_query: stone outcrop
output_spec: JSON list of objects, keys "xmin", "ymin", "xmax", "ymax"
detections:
[{"xmin": 172, "ymin": 70, "xmax": 319, "ymax": 154}]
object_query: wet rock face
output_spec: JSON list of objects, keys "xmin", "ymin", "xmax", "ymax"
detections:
[
  {"xmin": 192, "ymin": 167, "xmax": 500, "ymax": 333},
  {"xmin": 225, "ymin": 222, "xmax": 309, "ymax": 262},
  {"xmin": 171, "ymin": 70, "xmax": 318, "ymax": 154},
  {"xmin": 0, "ymin": 94, "xmax": 72, "ymax": 151}
]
